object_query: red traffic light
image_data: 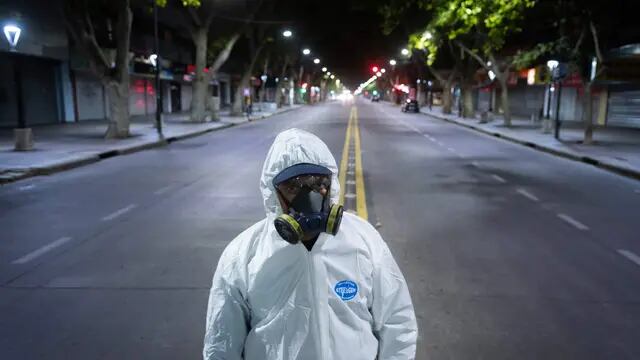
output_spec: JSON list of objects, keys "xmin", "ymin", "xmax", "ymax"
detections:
[{"xmin": 372, "ymin": 66, "xmax": 379, "ymax": 73}]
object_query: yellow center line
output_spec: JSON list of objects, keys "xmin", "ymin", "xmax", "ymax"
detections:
[
  {"xmin": 338, "ymin": 107, "xmax": 354, "ymax": 205},
  {"xmin": 353, "ymin": 107, "xmax": 368, "ymax": 221}
]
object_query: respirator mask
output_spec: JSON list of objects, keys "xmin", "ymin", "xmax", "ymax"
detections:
[{"xmin": 272, "ymin": 163, "xmax": 343, "ymax": 244}]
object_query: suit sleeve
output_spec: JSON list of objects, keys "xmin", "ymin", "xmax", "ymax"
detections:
[
  {"xmin": 203, "ymin": 254, "xmax": 250, "ymax": 360},
  {"xmin": 370, "ymin": 237, "xmax": 418, "ymax": 359}
]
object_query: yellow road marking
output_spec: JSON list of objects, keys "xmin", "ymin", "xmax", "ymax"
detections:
[
  {"xmin": 353, "ymin": 107, "xmax": 368, "ymax": 221},
  {"xmin": 338, "ymin": 107, "xmax": 354, "ymax": 205}
]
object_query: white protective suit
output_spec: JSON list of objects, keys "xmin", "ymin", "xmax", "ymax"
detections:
[{"xmin": 203, "ymin": 128, "xmax": 417, "ymax": 360}]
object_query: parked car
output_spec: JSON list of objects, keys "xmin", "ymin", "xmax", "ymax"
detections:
[
  {"xmin": 371, "ymin": 94, "xmax": 381, "ymax": 102},
  {"xmin": 401, "ymin": 99, "xmax": 419, "ymax": 113}
]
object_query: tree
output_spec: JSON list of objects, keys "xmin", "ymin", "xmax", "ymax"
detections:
[
  {"xmin": 172, "ymin": 0, "xmax": 246, "ymax": 122},
  {"xmin": 424, "ymin": 0, "xmax": 537, "ymax": 125},
  {"xmin": 63, "ymin": 0, "xmax": 133, "ymax": 138},
  {"xmin": 231, "ymin": 25, "xmax": 271, "ymax": 115},
  {"xmin": 541, "ymin": 0, "xmax": 625, "ymax": 144}
]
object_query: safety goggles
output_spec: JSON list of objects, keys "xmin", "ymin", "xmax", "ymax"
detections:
[{"xmin": 277, "ymin": 175, "xmax": 331, "ymax": 196}]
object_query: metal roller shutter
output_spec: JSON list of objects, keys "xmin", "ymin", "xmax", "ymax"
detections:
[{"xmin": 607, "ymin": 89, "xmax": 640, "ymax": 128}]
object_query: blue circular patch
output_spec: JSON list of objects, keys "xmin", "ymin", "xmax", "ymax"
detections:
[{"xmin": 334, "ymin": 280, "xmax": 358, "ymax": 301}]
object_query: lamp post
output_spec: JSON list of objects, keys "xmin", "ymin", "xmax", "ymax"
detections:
[
  {"xmin": 4, "ymin": 23, "xmax": 30, "ymax": 151},
  {"xmin": 153, "ymin": 2, "xmax": 163, "ymax": 137},
  {"xmin": 547, "ymin": 60, "xmax": 561, "ymax": 139}
]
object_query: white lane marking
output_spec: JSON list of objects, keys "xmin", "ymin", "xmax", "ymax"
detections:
[
  {"xmin": 344, "ymin": 193, "xmax": 356, "ymax": 199},
  {"xmin": 346, "ymin": 180, "xmax": 356, "ymax": 185},
  {"xmin": 618, "ymin": 249, "xmax": 640, "ymax": 267},
  {"xmin": 346, "ymin": 170, "xmax": 355, "ymax": 176},
  {"xmin": 516, "ymin": 188, "xmax": 540, "ymax": 202},
  {"xmin": 557, "ymin": 213, "xmax": 589, "ymax": 231},
  {"xmin": 154, "ymin": 185, "xmax": 173, "ymax": 195},
  {"xmin": 491, "ymin": 174, "xmax": 507, "ymax": 183},
  {"xmin": 102, "ymin": 204, "xmax": 137, "ymax": 222},
  {"xmin": 12, "ymin": 237, "xmax": 72, "ymax": 265},
  {"xmin": 446, "ymin": 147, "xmax": 456, "ymax": 153},
  {"xmin": 19, "ymin": 184, "xmax": 35, "ymax": 191}
]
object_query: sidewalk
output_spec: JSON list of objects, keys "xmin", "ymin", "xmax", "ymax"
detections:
[
  {"xmin": 0, "ymin": 105, "xmax": 301, "ymax": 184},
  {"xmin": 419, "ymin": 105, "xmax": 640, "ymax": 180}
]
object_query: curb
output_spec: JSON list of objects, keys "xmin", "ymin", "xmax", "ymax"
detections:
[
  {"xmin": 421, "ymin": 111, "xmax": 640, "ymax": 181},
  {"xmin": 0, "ymin": 106, "xmax": 302, "ymax": 185}
]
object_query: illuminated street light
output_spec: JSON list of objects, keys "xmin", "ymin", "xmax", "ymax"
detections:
[
  {"xmin": 330, "ymin": 75, "xmax": 335, "ymax": 79},
  {"xmin": 376, "ymin": 71, "xmax": 382, "ymax": 77},
  {"xmin": 389, "ymin": 59, "xmax": 397, "ymax": 66},
  {"xmin": 313, "ymin": 58, "xmax": 320, "ymax": 64},
  {"xmin": 488, "ymin": 71, "xmax": 496, "ymax": 80},
  {"xmin": 327, "ymin": 71, "xmax": 331, "ymax": 76},
  {"xmin": 401, "ymin": 48, "xmax": 410, "ymax": 56},
  {"xmin": 546, "ymin": 60, "xmax": 559, "ymax": 70},
  {"xmin": 3, "ymin": 24, "xmax": 21, "ymax": 51},
  {"xmin": 322, "ymin": 67, "xmax": 327, "ymax": 72},
  {"xmin": 282, "ymin": 30, "xmax": 292, "ymax": 38},
  {"xmin": 302, "ymin": 48, "xmax": 311, "ymax": 55},
  {"xmin": 149, "ymin": 54, "xmax": 158, "ymax": 67},
  {"xmin": 424, "ymin": 31, "xmax": 433, "ymax": 40},
  {"xmin": 381, "ymin": 68, "xmax": 386, "ymax": 73}
]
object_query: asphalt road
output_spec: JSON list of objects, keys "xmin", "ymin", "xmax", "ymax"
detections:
[{"xmin": 1, "ymin": 99, "xmax": 640, "ymax": 359}]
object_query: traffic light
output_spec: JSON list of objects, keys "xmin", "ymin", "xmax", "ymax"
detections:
[{"xmin": 372, "ymin": 66, "xmax": 379, "ymax": 73}]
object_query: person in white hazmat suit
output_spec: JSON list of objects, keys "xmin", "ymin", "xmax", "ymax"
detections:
[{"xmin": 203, "ymin": 128, "xmax": 417, "ymax": 359}]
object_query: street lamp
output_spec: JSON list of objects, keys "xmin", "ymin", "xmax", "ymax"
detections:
[
  {"xmin": 376, "ymin": 71, "xmax": 382, "ymax": 77},
  {"xmin": 153, "ymin": 2, "xmax": 164, "ymax": 136},
  {"xmin": 423, "ymin": 31, "xmax": 433, "ymax": 40},
  {"xmin": 3, "ymin": 24, "xmax": 21, "ymax": 51},
  {"xmin": 302, "ymin": 48, "xmax": 311, "ymax": 55},
  {"xmin": 4, "ymin": 23, "xmax": 30, "ymax": 150},
  {"xmin": 389, "ymin": 59, "xmax": 397, "ymax": 66},
  {"xmin": 330, "ymin": 75, "xmax": 335, "ymax": 79},
  {"xmin": 546, "ymin": 59, "xmax": 561, "ymax": 139},
  {"xmin": 313, "ymin": 58, "xmax": 320, "ymax": 64},
  {"xmin": 327, "ymin": 71, "xmax": 331, "ymax": 76},
  {"xmin": 381, "ymin": 68, "xmax": 386, "ymax": 73},
  {"xmin": 282, "ymin": 30, "xmax": 292, "ymax": 38},
  {"xmin": 321, "ymin": 67, "xmax": 327, "ymax": 72},
  {"xmin": 401, "ymin": 48, "xmax": 409, "ymax": 56}
]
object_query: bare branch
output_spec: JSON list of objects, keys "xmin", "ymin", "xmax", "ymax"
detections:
[
  {"xmin": 572, "ymin": 26, "xmax": 586, "ymax": 59},
  {"xmin": 188, "ymin": 7, "xmax": 202, "ymax": 28},
  {"xmin": 62, "ymin": 1, "xmax": 110, "ymax": 75},
  {"xmin": 426, "ymin": 64, "xmax": 445, "ymax": 83},
  {"xmin": 209, "ymin": 33, "xmax": 241, "ymax": 74},
  {"xmin": 455, "ymin": 40, "xmax": 490, "ymax": 71},
  {"xmin": 589, "ymin": 20, "xmax": 604, "ymax": 62}
]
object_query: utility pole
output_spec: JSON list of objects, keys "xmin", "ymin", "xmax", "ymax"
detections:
[
  {"xmin": 153, "ymin": 1, "xmax": 163, "ymax": 138},
  {"xmin": 554, "ymin": 81, "xmax": 563, "ymax": 140}
]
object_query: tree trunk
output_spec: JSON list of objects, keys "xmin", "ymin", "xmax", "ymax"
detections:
[
  {"xmin": 499, "ymin": 78, "xmax": 511, "ymax": 126},
  {"xmin": 104, "ymin": 80, "xmax": 130, "ymax": 138},
  {"xmin": 190, "ymin": 27, "xmax": 209, "ymax": 122},
  {"xmin": 104, "ymin": 0, "xmax": 132, "ymax": 139},
  {"xmin": 462, "ymin": 83, "xmax": 475, "ymax": 118},
  {"xmin": 583, "ymin": 83, "xmax": 594, "ymax": 144},
  {"xmin": 232, "ymin": 44, "xmax": 265, "ymax": 115},
  {"xmin": 232, "ymin": 70, "xmax": 251, "ymax": 116},
  {"xmin": 259, "ymin": 57, "xmax": 269, "ymax": 107},
  {"xmin": 442, "ymin": 82, "xmax": 453, "ymax": 114},
  {"xmin": 274, "ymin": 58, "xmax": 289, "ymax": 108}
]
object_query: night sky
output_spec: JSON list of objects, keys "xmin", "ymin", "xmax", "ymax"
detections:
[{"xmin": 273, "ymin": 0, "xmax": 406, "ymax": 89}]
